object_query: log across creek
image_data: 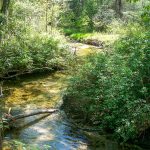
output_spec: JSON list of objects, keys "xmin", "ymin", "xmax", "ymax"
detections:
[{"xmin": 3, "ymin": 108, "xmax": 59, "ymax": 123}]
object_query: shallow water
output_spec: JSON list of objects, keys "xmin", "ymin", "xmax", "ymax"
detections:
[
  {"xmin": 5, "ymin": 111, "xmax": 89, "ymax": 150},
  {"xmin": 2, "ymin": 44, "xmax": 146, "ymax": 150},
  {"xmin": 3, "ymin": 71, "xmax": 90, "ymax": 150},
  {"xmin": 3, "ymin": 72, "xmax": 67, "ymax": 109}
]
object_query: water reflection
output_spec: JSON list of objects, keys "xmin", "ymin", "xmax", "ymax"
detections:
[
  {"xmin": 3, "ymin": 70, "xmax": 144, "ymax": 150},
  {"xmin": 6, "ymin": 111, "xmax": 89, "ymax": 150}
]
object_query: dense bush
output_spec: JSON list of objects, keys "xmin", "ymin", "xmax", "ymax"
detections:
[
  {"xmin": 0, "ymin": 0, "xmax": 70, "ymax": 78},
  {"xmin": 63, "ymin": 6, "xmax": 150, "ymax": 142},
  {"xmin": 0, "ymin": 32, "xmax": 70, "ymax": 78}
]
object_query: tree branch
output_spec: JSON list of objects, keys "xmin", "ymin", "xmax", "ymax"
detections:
[
  {"xmin": 5, "ymin": 109, "xmax": 59, "ymax": 122},
  {"xmin": 0, "ymin": 67, "xmax": 54, "ymax": 79}
]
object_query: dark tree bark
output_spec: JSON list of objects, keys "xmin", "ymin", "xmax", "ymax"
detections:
[
  {"xmin": 80, "ymin": 0, "xmax": 84, "ymax": 8},
  {"xmin": 1, "ymin": 0, "xmax": 10, "ymax": 14},
  {"xmin": 0, "ymin": 128, "xmax": 2, "ymax": 150},
  {"xmin": 0, "ymin": 0, "xmax": 10, "ymax": 42},
  {"xmin": 115, "ymin": 0, "xmax": 123, "ymax": 18},
  {"xmin": 6, "ymin": 109, "xmax": 59, "ymax": 122},
  {"xmin": 0, "ymin": 99, "xmax": 3, "ymax": 150},
  {"xmin": 45, "ymin": 0, "xmax": 48, "ymax": 32},
  {"xmin": 0, "ymin": 114, "xmax": 3, "ymax": 150}
]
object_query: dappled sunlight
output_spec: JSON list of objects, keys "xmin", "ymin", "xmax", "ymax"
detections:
[
  {"xmin": 1, "ymin": 0, "xmax": 149, "ymax": 149},
  {"xmin": 85, "ymin": 33, "xmax": 119, "ymax": 44},
  {"xmin": 31, "ymin": 126, "xmax": 55, "ymax": 142},
  {"xmin": 3, "ymin": 68, "xmax": 89, "ymax": 149},
  {"xmin": 69, "ymin": 42, "xmax": 102, "ymax": 57},
  {"xmin": 77, "ymin": 48, "xmax": 96, "ymax": 57},
  {"xmin": 4, "ymin": 72, "xmax": 67, "ymax": 108},
  {"xmin": 4, "ymin": 112, "xmax": 89, "ymax": 150},
  {"xmin": 4, "ymin": 43, "xmax": 100, "ymax": 108}
]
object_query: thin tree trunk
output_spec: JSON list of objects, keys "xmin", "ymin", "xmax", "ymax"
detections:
[
  {"xmin": 0, "ymin": 0, "xmax": 10, "ymax": 42},
  {"xmin": 0, "ymin": 128, "xmax": 2, "ymax": 150},
  {"xmin": 1, "ymin": 0, "xmax": 10, "ymax": 14},
  {"xmin": 115, "ymin": 0, "xmax": 123, "ymax": 18},
  {"xmin": 50, "ymin": 0, "xmax": 54, "ymax": 34},
  {"xmin": 0, "ymin": 103, "xmax": 3, "ymax": 150},
  {"xmin": 0, "ymin": 0, "xmax": 3, "ymax": 10},
  {"xmin": 0, "ymin": 82, "xmax": 4, "ymax": 150},
  {"xmin": 45, "ymin": 0, "xmax": 48, "ymax": 32},
  {"xmin": 7, "ymin": 109, "xmax": 58, "ymax": 122}
]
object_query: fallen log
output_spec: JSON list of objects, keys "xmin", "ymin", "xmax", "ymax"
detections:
[
  {"xmin": 5, "ymin": 109, "xmax": 59, "ymax": 122},
  {"xmin": 0, "ymin": 67, "xmax": 53, "ymax": 79}
]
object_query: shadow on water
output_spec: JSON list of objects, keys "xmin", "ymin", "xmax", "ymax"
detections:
[
  {"xmin": 2, "ymin": 44, "xmax": 147, "ymax": 150},
  {"xmin": 5, "ymin": 111, "xmax": 89, "ymax": 150},
  {"xmin": 11, "ymin": 114, "xmax": 51, "ymax": 129},
  {"xmin": 3, "ymin": 71, "xmax": 90, "ymax": 149},
  {"xmin": 3, "ymin": 71, "xmax": 68, "ymax": 109}
]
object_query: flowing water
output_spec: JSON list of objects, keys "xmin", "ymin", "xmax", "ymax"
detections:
[{"xmin": 1, "ymin": 43, "xmax": 145, "ymax": 150}]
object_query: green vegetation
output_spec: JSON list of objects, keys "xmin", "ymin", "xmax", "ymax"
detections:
[
  {"xmin": 3, "ymin": 140, "xmax": 52, "ymax": 150},
  {"xmin": 0, "ymin": 0, "xmax": 150, "ymax": 149},
  {"xmin": 70, "ymin": 32, "xmax": 119, "ymax": 46},
  {"xmin": 0, "ymin": 33, "xmax": 69, "ymax": 77},
  {"xmin": 0, "ymin": 1, "xmax": 70, "ymax": 148},
  {"xmin": 64, "ymin": 5, "xmax": 150, "ymax": 142},
  {"xmin": 60, "ymin": 0, "xmax": 147, "ymax": 34},
  {"xmin": 0, "ymin": 0, "xmax": 70, "ymax": 78}
]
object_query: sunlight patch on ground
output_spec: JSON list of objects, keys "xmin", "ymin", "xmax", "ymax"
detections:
[
  {"xmin": 69, "ymin": 42, "xmax": 102, "ymax": 57},
  {"xmin": 81, "ymin": 33, "xmax": 119, "ymax": 44},
  {"xmin": 77, "ymin": 48, "xmax": 95, "ymax": 56}
]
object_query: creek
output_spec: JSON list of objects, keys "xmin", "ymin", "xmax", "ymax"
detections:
[{"xmin": 2, "ymin": 43, "xmax": 145, "ymax": 150}]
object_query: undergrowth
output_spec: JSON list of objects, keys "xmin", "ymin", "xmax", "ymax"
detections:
[{"xmin": 63, "ymin": 6, "xmax": 150, "ymax": 142}]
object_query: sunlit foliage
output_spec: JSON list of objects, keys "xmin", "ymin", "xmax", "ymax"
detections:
[{"xmin": 64, "ymin": 5, "xmax": 150, "ymax": 142}]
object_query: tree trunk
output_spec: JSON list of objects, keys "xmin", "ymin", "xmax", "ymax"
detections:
[
  {"xmin": 115, "ymin": 0, "xmax": 123, "ymax": 18},
  {"xmin": 0, "ymin": 0, "xmax": 10, "ymax": 42},
  {"xmin": 0, "ymin": 107, "xmax": 3, "ymax": 150},
  {"xmin": 45, "ymin": 0, "xmax": 48, "ymax": 32},
  {"xmin": 1, "ymin": 0, "xmax": 10, "ymax": 14},
  {"xmin": 0, "ymin": 128, "xmax": 2, "ymax": 150},
  {"xmin": 6, "ymin": 109, "xmax": 58, "ymax": 122},
  {"xmin": 0, "ymin": 0, "xmax": 3, "ymax": 10},
  {"xmin": 0, "ymin": 82, "xmax": 4, "ymax": 150}
]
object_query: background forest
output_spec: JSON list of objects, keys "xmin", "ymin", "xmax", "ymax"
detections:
[{"xmin": 0, "ymin": 0, "xmax": 150, "ymax": 149}]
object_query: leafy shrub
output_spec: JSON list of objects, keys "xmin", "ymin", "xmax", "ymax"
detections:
[
  {"xmin": 102, "ymin": 29, "xmax": 150, "ymax": 141},
  {"xmin": 0, "ymin": 0, "xmax": 71, "ymax": 78},
  {"xmin": 0, "ymin": 32, "xmax": 70, "ymax": 78},
  {"xmin": 63, "ymin": 6, "xmax": 150, "ymax": 142},
  {"xmin": 93, "ymin": 7, "xmax": 116, "ymax": 31}
]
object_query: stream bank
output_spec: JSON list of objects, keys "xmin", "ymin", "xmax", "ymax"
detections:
[
  {"xmin": 2, "ymin": 71, "xmax": 89, "ymax": 150},
  {"xmin": 1, "ymin": 43, "xmax": 147, "ymax": 150}
]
